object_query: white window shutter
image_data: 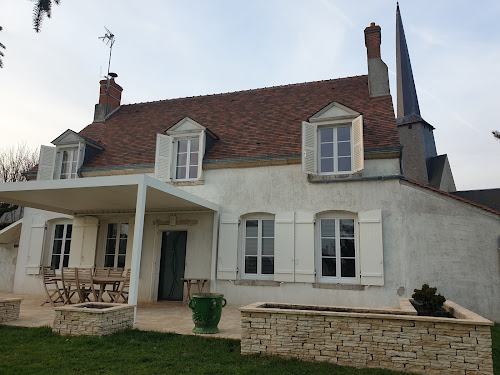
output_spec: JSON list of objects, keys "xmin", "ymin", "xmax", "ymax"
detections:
[
  {"xmin": 294, "ymin": 212, "xmax": 315, "ymax": 282},
  {"xmin": 197, "ymin": 130, "xmax": 206, "ymax": 180},
  {"xmin": 25, "ymin": 221, "xmax": 46, "ymax": 275},
  {"xmin": 154, "ymin": 134, "xmax": 173, "ymax": 181},
  {"xmin": 302, "ymin": 122, "xmax": 317, "ymax": 174},
  {"xmin": 358, "ymin": 209, "xmax": 384, "ymax": 286},
  {"xmin": 68, "ymin": 216, "xmax": 98, "ymax": 267},
  {"xmin": 274, "ymin": 212, "xmax": 294, "ymax": 282},
  {"xmin": 37, "ymin": 146, "xmax": 56, "ymax": 181},
  {"xmin": 352, "ymin": 115, "xmax": 364, "ymax": 172},
  {"xmin": 217, "ymin": 213, "xmax": 239, "ymax": 280}
]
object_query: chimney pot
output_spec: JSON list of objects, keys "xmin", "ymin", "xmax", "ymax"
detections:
[{"xmin": 370, "ymin": 22, "xmax": 375, "ymax": 27}]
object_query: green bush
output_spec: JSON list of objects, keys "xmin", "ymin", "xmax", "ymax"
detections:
[{"xmin": 412, "ymin": 284, "xmax": 446, "ymax": 315}]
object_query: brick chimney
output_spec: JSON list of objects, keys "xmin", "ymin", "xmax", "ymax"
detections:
[
  {"xmin": 94, "ymin": 78, "xmax": 123, "ymax": 122},
  {"xmin": 364, "ymin": 22, "xmax": 390, "ymax": 98}
]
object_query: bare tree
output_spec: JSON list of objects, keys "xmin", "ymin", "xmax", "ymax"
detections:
[
  {"xmin": 493, "ymin": 130, "xmax": 500, "ymax": 140},
  {"xmin": 0, "ymin": 144, "xmax": 39, "ymax": 227},
  {"xmin": 0, "ymin": 26, "xmax": 5, "ymax": 68}
]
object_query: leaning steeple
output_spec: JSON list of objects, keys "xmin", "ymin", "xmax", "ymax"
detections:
[{"xmin": 396, "ymin": 2, "xmax": 421, "ymax": 118}]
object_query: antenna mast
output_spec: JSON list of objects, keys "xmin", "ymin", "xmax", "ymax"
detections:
[{"xmin": 98, "ymin": 27, "xmax": 115, "ymax": 77}]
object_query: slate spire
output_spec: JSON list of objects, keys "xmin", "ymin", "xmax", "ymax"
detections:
[{"xmin": 396, "ymin": 2, "xmax": 421, "ymax": 118}]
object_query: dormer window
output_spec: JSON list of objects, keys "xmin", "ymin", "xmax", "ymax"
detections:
[
  {"xmin": 155, "ymin": 117, "xmax": 218, "ymax": 182},
  {"xmin": 59, "ymin": 149, "xmax": 79, "ymax": 179},
  {"xmin": 302, "ymin": 102, "xmax": 364, "ymax": 176},
  {"xmin": 175, "ymin": 138, "xmax": 199, "ymax": 180}
]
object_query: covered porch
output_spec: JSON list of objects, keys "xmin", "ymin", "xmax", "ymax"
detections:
[
  {"xmin": 0, "ymin": 174, "xmax": 220, "ymax": 317},
  {"xmin": 0, "ymin": 291, "xmax": 241, "ymax": 339}
]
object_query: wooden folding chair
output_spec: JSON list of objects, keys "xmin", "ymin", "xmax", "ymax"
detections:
[
  {"xmin": 94, "ymin": 267, "xmax": 111, "ymax": 277},
  {"xmin": 41, "ymin": 266, "xmax": 65, "ymax": 306},
  {"xmin": 108, "ymin": 269, "xmax": 130, "ymax": 303},
  {"xmin": 76, "ymin": 268, "xmax": 97, "ymax": 303},
  {"xmin": 107, "ymin": 267, "xmax": 124, "ymax": 294},
  {"xmin": 61, "ymin": 267, "xmax": 78, "ymax": 305}
]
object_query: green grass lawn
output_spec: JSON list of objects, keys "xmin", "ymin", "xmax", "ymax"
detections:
[{"xmin": 0, "ymin": 324, "xmax": 498, "ymax": 375}]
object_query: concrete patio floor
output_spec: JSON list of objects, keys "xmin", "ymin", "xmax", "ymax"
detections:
[{"xmin": 0, "ymin": 291, "xmax": 242, "ymax": 340}]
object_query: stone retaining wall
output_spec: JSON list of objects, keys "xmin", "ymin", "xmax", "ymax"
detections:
[
  {"xmin": 240, "ymin": 299, "xmax": 494, "ymax": 375},
  {"xmin": 0, "ymin": 298, "xmax": 21, "ymax": 323},
  {"xmin": 53, "ymin": 302, "xmax": 134, "ymax": 336}
]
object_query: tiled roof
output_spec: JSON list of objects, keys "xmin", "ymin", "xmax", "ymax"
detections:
[
  {"xmin": 404, "ymin": 179, "xmax": 500, "ymax": 216},
  {"xmin": 78, "ymin": 75, "xmax": 400, "ymax": 170}
]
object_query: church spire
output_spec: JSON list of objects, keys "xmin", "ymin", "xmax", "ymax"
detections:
[{"xmin": 396, "ymin": 3, "xmax": 421, "ymax": 118}]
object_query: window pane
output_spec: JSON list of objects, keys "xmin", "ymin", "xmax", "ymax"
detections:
[
  {"xmin": 176, "ymin": 166, "xmax": 186, "ymax": 179},
  {"xmin": 54, "ymin": 225, "xmax": 64, "ymax": 239},
  {"xmin": 340, "ymin": 239, "xmax": 355, "ymax": 257},
  {"xmin": 178, "ymin": 140, "xmax": 188, "ymax": 153},
  {"xmin": 177, "ymin": 153, "xmax": 187, "ymax": 167},
  {"xmin": 321, "ymin": 158, "xmax": 334, "ymax": 173},
  {"xmin": 341, "ymin": 259, "xmax": 356, "ymax": 277},
  {"xmin": 262, "ymin": 220, "xmax": 274, "ymax": 237},
  {"xmin": 320, "ymin": 128, "xmax": 333, "ymax": 143},
  {"xmin": 105, "ymin": 255, "xmax": 115, "ymax": 267},
  {"xmin": 106, "ymin": 239, "xmax": 116, "ymax": 255},
  {"xmin": 62, "ymin": 255, "xmax": 69, "ymax": 268},
  {"xmin": 107, "ymin": 224, "xmax": 117, "ymax": 239},
  {"xmin": 321, "ymin": 143, "xmax": 334, "ymax": 158},
  {"xmin": 189, "ymin": 165, "xmax": 198, "ymax": 179},
  {"xmin": 66, "ymin": 224, "xmax": 72, "ymax": 238},
  {"xmin": 245, "ymin": 256, "xmax": 257, "ymax": 274},
  {"xmin": 321, "ymin": 239, "xmax": 336, "ymax": 256},
  {"xmin": 52, "ymin": 240, "xmax": 62, "ymax": 255},
  {"xmin": 337, "ymin": 127, "xmax": 351, "ymax": 141},
  {"xmin": 190, "ymin": 139, "xmax": 199, "ymax": 152},
  {"xmin": 190, "ymin": 152, "xmax": 198, "ymax": 166},
  {"xmin": 338, "ymin": 142, "xmax": 351, "ymax": 157},
  {"xmin": 119, "ymin": 239, "xmax": 127, "ymax": 255},
  {"xmin": 262, "ymin": 257, "xmax": 274, "ymax": 274},
  {"xmin": 120, "ymin": 224, "xmax": 129, "ymax": 238},
  {"xmin": 246, "ymin": 220, "xmax": 258, "ymax": 237},
  {"xmin": 340, "ymin": 219, "xmax": 354, "ymax": 237},
  {"xmin": 245, "ymin": 238, "xmax": 258, "ymax": 256},
  {"xmin": 338, "ymin": 157, "xmax": 351, "ymax": 172},
  {"xmin": 51, "ymin": 255, "xmax": 60, "ymax": 268},
  {"xmin": 64, "ymin": 240, "xmax": 71, "ymax": 255},
  {"xmin": 262, "ymin": 238, "xmax": 274, "ymax": 256},
  {"xmin": 117, "ymin": 255, "xmax": 126, "ymax": 268},
  {"xmin": 321, "ymin": 219, "xmax": 335, "ymax": 237},
  {"xmin": 322, "ymin": 258, "xmax": 336, "ymax": 277}
]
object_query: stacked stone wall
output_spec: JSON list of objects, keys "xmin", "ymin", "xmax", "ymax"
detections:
[
  {"xmin": 0, "ymin": 298, "xmax": 21, "ymax": 323},
  {"xmin": 240, "ymin": 302, "xmax": 494, "ymax": 375},
  {"xmin": 53, "ymin": 303, "xmax": 134, "ymax": 336}
]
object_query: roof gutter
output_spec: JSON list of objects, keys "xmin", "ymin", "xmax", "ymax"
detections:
[{"xmin": 307, "ymin": 174, "xmax": 404, "ymax": 184}]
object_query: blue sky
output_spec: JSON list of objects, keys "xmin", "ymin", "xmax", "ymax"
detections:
[{"xmin": 0, "ymin": 0, "xmax": 499, "ymax": 189}]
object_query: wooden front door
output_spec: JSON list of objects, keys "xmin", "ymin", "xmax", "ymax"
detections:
[{"xmin": 158, "ymin": 231, "xmax": 187, "ymax": 301}]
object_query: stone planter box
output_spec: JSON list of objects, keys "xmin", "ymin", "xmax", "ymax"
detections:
[
  {"xmin": 240, "ymin": 299, "xmax": 494, "ymax": 375},
  {"xmin": 53, "ymin": 302, "xmax": 134, "ymax": 336},
  {"xmin": 0, "ymin": 298, "xmax": 21, "ymax": 323}
]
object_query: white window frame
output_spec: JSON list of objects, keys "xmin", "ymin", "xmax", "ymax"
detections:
[
  {"xmin": 174, "ymin": 137, "xmax": 200, "ymax": 181},
  {"xmin": 49, "ymin": 222, "xmax": 73, "ymax": 271},
  {"xmin": 104, "ymin": 222, "xmax": 129, "ymax": 268},
  {"xmin": 241, "ymin": 214, "xmax": 275, "ymax": 280},
  {"xmin": 315, "ymin": 214, "xmax": 359, "ymax": 284},
  {"xmin": 57, "ymin": 146, "xmax": 80, "ymax": 180},
  {"xmin": 318, "ymin": 123, "xmax": 353, "ymax": 175}
]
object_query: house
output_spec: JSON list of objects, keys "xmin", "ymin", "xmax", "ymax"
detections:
[{"xmin": 0, "ymin": 8, "xmax": 499, "ymax": 322}]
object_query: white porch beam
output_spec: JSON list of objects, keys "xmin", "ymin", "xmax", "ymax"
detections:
[
  {"xmin": 128, "ymin": 175, "xmax": 147, "ymax": 320},
  {"xmin": 209, "ymin": 211, "xmax": 220, "ymax": 293}
]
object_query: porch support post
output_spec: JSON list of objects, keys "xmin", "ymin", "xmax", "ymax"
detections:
[
  {"xmin": 129, "ymin": 176, "xmax": 147, "ymax": 321},
  {"xmin": 209, "ymin": 211, "xmax": 220, "ymax": 293}
]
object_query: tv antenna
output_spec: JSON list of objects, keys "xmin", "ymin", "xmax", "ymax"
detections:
[{"xmin": 98, "ymin": 27, "xmax": 116, "ymax": 78}]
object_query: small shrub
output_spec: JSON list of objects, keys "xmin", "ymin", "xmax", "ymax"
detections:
[{"xmin": 412, "ymin": 284, "xmax": 446, "ymax": 316}]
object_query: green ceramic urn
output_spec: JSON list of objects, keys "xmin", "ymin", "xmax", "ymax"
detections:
[{"xmin": 188, "ymin": 293, "xmax": 227, "ymax": 334}]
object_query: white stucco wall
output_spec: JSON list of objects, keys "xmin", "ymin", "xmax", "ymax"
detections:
[{"xmin": 0, "ymin": 243, "xmax": 18, "ymax": 292}]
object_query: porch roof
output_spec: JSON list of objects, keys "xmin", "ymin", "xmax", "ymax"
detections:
[
  {"xmin": 0, "ymin": 219, "xmax": 23, "ymax": 245},
  {"xmin": 0, "ymin": 175, "xmax": 219, "ymax": 216}
]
